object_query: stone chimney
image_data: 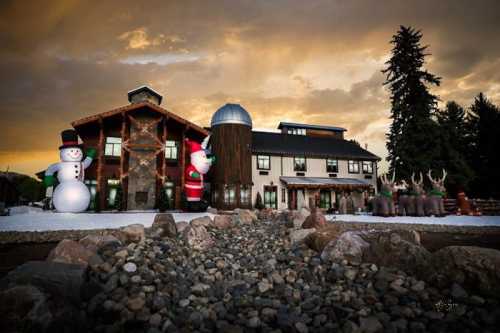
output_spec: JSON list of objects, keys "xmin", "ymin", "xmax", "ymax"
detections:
[{"xmin": 127, "ymin": 86, "xmax": 163, "ymax": 105}]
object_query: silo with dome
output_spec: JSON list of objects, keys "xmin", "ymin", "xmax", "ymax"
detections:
[{"xmin": 210, "ymin": 103, "xmax": 253, "ymax": 210}]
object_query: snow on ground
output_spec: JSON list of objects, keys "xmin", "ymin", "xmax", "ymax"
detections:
[
  {"xmin": 326, "ymin": 214, "xmax": 500, "ymax": 227},
  {"xmin": 0, "ymin": 210, "xmax": 214, "ymax": 232}
]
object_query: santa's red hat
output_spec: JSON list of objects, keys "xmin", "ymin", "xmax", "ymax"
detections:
[{"xmin": 185, "ymin": 139, "xmax": 203, "ymax": 154}]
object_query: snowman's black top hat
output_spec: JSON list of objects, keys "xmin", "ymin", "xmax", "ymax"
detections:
[{"xmin": 59, "ymin": 129, "xmax": 83, "ymax": 150}]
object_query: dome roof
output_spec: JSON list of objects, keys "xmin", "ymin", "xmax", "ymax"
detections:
[{"xmin": 211, "ymin": 103, "xmax": 252, "ymax": 128}]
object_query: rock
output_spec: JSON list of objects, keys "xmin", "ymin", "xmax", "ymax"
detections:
[
  {"xmin": 191, "ymin": 283, "xmax": 210, "ymax": 295},
  {"xmin": 291, "ymin": 212, "xmax": 307, "ymax": 229},
  {"xmin": 47, "ymin": 239, "xmax": 97, "ymax": 267},
  {"xmin": 247, "ymin": 316, "xmax": 261, "ymax": 328},
  {"xmin": 79, "ymin": 234, "xmax": 122, "ymax": 253},
  {"xmin": 302, "ymin": 207, "xmax": 327, "ymax": 229},
  {"xmin": 190, "ymin": 216, "xmax": 212, "ymax": 228},
  {"xmin": 295, "ymin": 322, "xmax": 309, "ymax": 333},
  {"xmin": 149, "ymin": 313, "xmax": 162, "ymax": 327},
  {"xmin": 321, "ymin": 231, "xmax": 370, "ymax": 263},
  {"xmin": 359, "ymin": 316, "xmax": 383, "ymax": 333},
  {"xmin": 212, "ymin": 215, "xmax": 233, "ymax": 229},
  {"xmin": 182, "ymin": 225, "xmax": 214, "ymax": 250},
  {"xmin": 1, "ymin": 261, "xmax": 89, "ymax": 304},
  {"xmin": 179, "ymin": 299, "xmax": 190, "ymax": 307},
  {"xmin": 450, "ymin": 283, "xmax": 468, "ymax": 299},
  {"xmin": 430, "ymin": 246, "xmax": 500, "ymax": 297},
  {"xmin": 290, "ymin": 228, "xmax": 316, "ymax": 245},
  {"xmin": 258, "ymin": 279, "xmax": 272, "ymax": 293},
  {"xmin": 258, "ymin": 208, "xmax": 274, "ymax": 220},
  {"xmin": 127, "ymin": 296, "xmax": 145, "ymax": 311},
  {"xmin": 123, "ymin": 262, "xmax": 137, "ymax": 273},
  {"xmin": 207, "ymin": 207, "xmax": 218, "ymax": 214},
  {"xmin": 305, "ymin": 224, "xmax": 343, "ymax": 252},
  {"xmin": 235, "ymin": 209, "xmax": 258, "ymax": 225},
  {"xmin": 344, "ymin": 268, "xmax": 358, "ymax": 281},
  {"xmin": 343, "ymin": 320, "xmax": 361, "ymax": 333},
  {"xmin": 271, "ymin": 271, "xmax": 285, "ymax": 284},
  {"xmin": 121, "ymin": 224, "xmax": 145, "ymax": 243},
  {"xmin": 115, "ymin": 249, "xmax": 128, "ymax": 260},
  {"xmin": 152, "ymin": 213, "xmax": 177, "ymax": 238},
  {"xmin": 411, "ymin": 280, "xmax": 425, "ymax": 292},
  {"xmin": 176, "ymin": 221, "xmax": 189, "ymax": 233},
  {"xmin": 0, "ymin": 285, "xmax": 52, "ymax": 332}
]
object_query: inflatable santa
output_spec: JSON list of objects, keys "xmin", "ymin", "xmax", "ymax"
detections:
[
  {"xmin": 44, "ymin": 129, "xmax": 96, "ymax": 213},
  {"xmin": 184, "ymin": 136, "xmax": 214, "ymax": 211}
]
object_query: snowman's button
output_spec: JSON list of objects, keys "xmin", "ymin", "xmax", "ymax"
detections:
[
  {"xmin": 75, "ymin": 170, "xmax": 78, "ymax": 173},
  {"xmin": 74, "ymin": 165, "xmax": 78, "ymax": 168},
  {"xmin": 75, "ymin": 176, "xmax": 78, "ymax": 179}
]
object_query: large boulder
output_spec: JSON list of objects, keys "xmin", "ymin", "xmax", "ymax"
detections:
[
  {"xmin": 121, "ymin": 224, "xmax": 145, "ymax": 243},
  {"xmin": 48, "ymin": 239, "xmax": 99, "ymax": 267},
  {"xmin": 0, "ymin": 285, "xmax": 52, "ymax": 333},
  {"xmin": 79, "ymin": 234, "xmax": 122, "ymax": 253},
  {"xmin": 212, "ymin": 215, "xmax": 233, "ymax": 230},
  {"xmin": 429, "ymin": 246, "xmax": 500, "ymax": 297},
  {"xmin": 321, "ymin": 231, "xmax": 370, "ymax": 263},
  {"xmin": 0, "ymin": 261, "xmax": 90, "ymax": 305},
  {"xmin": 152, "ymin": 213, "xmax": 177, "ymax": 238},
  {"xmin": 302, "ymin": 208, "xmax": 327, "ymax": 229},
  {"xmin": 182, "ymin": 225, "xmax": 214, "ymax": 250},
  {"xmin": 290, "ymin": 228, "xmax": 316, "ymax": 245},
  {"xmin": 258, "ymin": 208, "xmax": 274, "ymax": 221},
  {"xmin": 176, "ymin": 221, "xmax": 189, "ymax": 233},
  {"xmin": 305, "ymin": 224, "xmax": 343, "ymax": 252},
  {"xmin": 190, "ymin": 216, "xmax": 212, "ymax": 228},
  {"xmin": 234, "ymin": 209, "xmax": 258, "ymax": 225}
]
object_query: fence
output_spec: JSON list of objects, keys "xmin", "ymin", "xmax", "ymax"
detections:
[{"xmin": 443, "ymin": 198, "xmax": 500, "ymax": 216}]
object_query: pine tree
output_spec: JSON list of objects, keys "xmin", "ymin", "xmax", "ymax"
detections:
[
  {"xmin": 465, "ymin": 93, "xmax": 500, "ymax": 198},
  {"xmin": 435, "ymin": 101, "xmax": 473, "ymax": 195},
  {"xmin": 382, "ymin": 26, "xmax": 441, "ymax": 181},
  {"xmin": 255, "ymin": 192, "xmax": 264, "ymax": 210},
  {"xmin": 158, "ymin": 187, "xmax": 168, "ymax": 212}
]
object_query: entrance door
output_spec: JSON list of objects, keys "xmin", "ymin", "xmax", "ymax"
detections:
[
  {"xmin": 164, "ymin": 181, "xmax": 175, "ymax": 210},
  {"xmin": 264, "ymin": 186, "xmax": 277, "ymax": 209},
  {"xmin": 320, "ymin": 190, "xmax": 331, "ymax": 209}
]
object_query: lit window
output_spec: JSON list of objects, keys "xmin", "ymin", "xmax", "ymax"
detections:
[
  {"xmin": 348, "ymin": 160, "xmax": 360, "ymax": 173},
  {"xmin": 257, "ymin": 155, "xmax": 270, "ymax": 170},
  {"xmin": 165, "ymin": 140, "xmax": 178, "ymax": 160},
  {"xmin": 326, "ymin": 159, "xmax": 338, "ymax": 173},
  {"xmin": 362, "ymin": 161, "xmax": 373, "ymax": 174},
  {"xmin": 240, "ymin": 185, "xmax": 251, "ymax": 205},
  {"xmin": 287, "ymin": 128, "xmax": 306, "ymax": 135},
  {"xmin": 264, "ymin": 186, "xmax": 277, "ymax": 209},
  {"xmin": 294, "ymin": 156, "xmax": 306, "ymax": 172},
  {"xmin": 105, "ymin": 137, "xmax": 122, "ymax": 157},
  {"xmin": 224, "ymin": 185, "xmax": 236, "ymax": 205}
]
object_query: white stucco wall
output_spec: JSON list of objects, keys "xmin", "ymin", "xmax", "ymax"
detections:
[{"xmin": 251, "ymin": 155, "xmax": 377, "ymax": 209}]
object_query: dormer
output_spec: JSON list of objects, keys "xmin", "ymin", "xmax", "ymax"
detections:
[
  {"xmin": 278, "ymin": 122, "xmax": 346, "ymax": 139},
  {"xmin": 127, "ymin": 85, "xmax": 163, "ymax": 105}
]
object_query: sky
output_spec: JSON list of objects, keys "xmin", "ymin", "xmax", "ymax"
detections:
[{"xmin": 1, "ymin": 0, "xmax": 500, "ymax": 177}]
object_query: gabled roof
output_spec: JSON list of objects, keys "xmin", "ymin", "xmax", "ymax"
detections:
[
  {"xmin": 71, "ymin": 101, "xmax": 208, "ymax": 135},
  {"xmin": 251, "ymin": 131, "xmax": 380, "ymax": 161},
  {"xmin": 127, "ymin": 86, "xmax": 163, "ymax": 104},
  {"xmin": 278, "ymin": 122, "xmax": 346, "ymax": 132}
]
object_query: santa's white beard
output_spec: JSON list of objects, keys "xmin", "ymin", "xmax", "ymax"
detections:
[{"xmin": 191, "ymin": 152, "xmax": 210, "ymax": 174}]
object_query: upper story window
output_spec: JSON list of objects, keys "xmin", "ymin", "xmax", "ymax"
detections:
[
  {"xmin": 362, "ymin": 161, "xmax": 373, "ymax": 174},
  {"xmin": 165, "ymin": 140, "xmax": 178, "ymax": 160},
  {"xmin": 257, "ymin": 155, "xmax": 270, "ymax": 170},
  {"xmin": 326, "ymin": 158, "xmax": 338, "ymax": 173},
  {"xmin": 105, "ymin": 137, "xmax": 122, "ymax": 157},
  {"xmin": 348, "ymin": 160, "xmax": 360, "ymax": 173},
  {"xmin": 294, "ymin": 156, "xmax": 307, "ymax": 172},
  {"xmin": 287, "ymin": 128, "xmax": 306, "ymax": 135}
]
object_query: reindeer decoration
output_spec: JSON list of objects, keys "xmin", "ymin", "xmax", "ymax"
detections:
[
  {"xmin": 372, "ymin": 173, "xmax": 396, "ymax": 216},
  {"xmin": 425, "ymin": 169, "xmax": 447, "ymax": 216},
  {"xmin": 398, "ymin": 179, "xmax": 413, "ymax": 216}
]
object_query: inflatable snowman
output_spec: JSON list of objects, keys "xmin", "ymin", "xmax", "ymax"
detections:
[{"xmin": 44, "ymin": 129, "xmax": 96, "ymax": 213}]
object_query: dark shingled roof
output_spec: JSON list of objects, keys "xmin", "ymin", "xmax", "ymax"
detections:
[{"xmin": 251, "ymin": 131, "xmax": 380, "ymax": 161}]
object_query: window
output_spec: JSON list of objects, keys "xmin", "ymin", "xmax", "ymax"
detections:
[
  {"xmin": 165, "ymin": 140, "xmax": 179, "ymax": 160},
  {"xmin": 264, "ymin": 186, "xmax": 277, "ymax": 209},
  {"xmin": 257, "ymin": 155, "xmax": 270, "ymax": 170},
  {"xmin": 105, "ymin": 137, "xmax": 121, "ymax": 157},
  {"xmin": 362, "ymin": 161, "xmax": 373, "ymax": 174},
  {"xmin": 107, "ymin": 179, "xmax": 120, "ymax": 208},
  {"xmin": 348, "ymin": 160, "xmax": 360, "ymax": 173},
  {"xmin": 224, "ymin": 185, "xmax": 236, "ymax": 205},
  {"xmin": 240, "ymin": 185, "xmax": 251, "ymax": 205},
  {"xmin": 281, "ymin": 188, "xmax": 286, "ymax": 203},
  {"xmin": 287, "ymin": 128, "xmax": 306, "ymax": 135},
  {"xmin": 326, "ymin": 159, "xmax": 338, "ymax": 173},
  {"xmin": 294, "ymin": 156, "xmax": 306, "ymax": 172},
  {"xmin": 84, "ymin": 180, "xmax": 98, "ymax": 210}
]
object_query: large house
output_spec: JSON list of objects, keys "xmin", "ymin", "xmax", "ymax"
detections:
[{"xmin": 54, "ymin": 86, "xmax": 379, "ymax": 211}]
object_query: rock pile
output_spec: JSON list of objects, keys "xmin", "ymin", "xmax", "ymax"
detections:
[{"xmin": 1, "ymin": 210, "xmax": 499, "ymax": 333}]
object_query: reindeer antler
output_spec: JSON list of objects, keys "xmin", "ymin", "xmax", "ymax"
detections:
[
  {"xmin": 427, "ymin": 169, "xmax": 436, "ymax": 183},
  {"xmin": 441, "ymin": 168, "xmax": 447, "ymax": 183},
  {"xmin": 381, "ymin": 174, "xmax": 387, "ymax": 184},
  {"xmin": 419, "ymin": 172, "xmax": 423, "ymax": 185},
  {"xmin": 391, "ymin": 171, "xmax": 395, "ymax": 184},
  {"xmin": 411, "ymin": 172, "xmax": 416, "ymax": 185}
]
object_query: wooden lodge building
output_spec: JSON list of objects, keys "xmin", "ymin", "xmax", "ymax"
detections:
[{"xmin": 45, "ymin": 86, "xmax": 380, "ymax": 211}]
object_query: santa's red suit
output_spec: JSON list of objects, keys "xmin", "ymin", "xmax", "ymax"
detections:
[{"xmin": 184, "ymin": 139, "xmax": 212, "ymax": 202}]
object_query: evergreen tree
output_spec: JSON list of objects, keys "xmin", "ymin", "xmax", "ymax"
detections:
[
  {"xmin": 158, "ymin": 187, "xmax": 168, "ymax": 212},
  {"xmin": 465, "ymin": 93, "xmax": 500, "ymax": 198},
  {"xmin": 255, "ymin": 192, "xmax": 264, "ymax": 210},
  {"xmin": 382, "ymin": 26, "xmax": 441, "ymax": 181},
  {"xmin": 435, "ymin": 101, "xmax": 473, "ymax": 195}
]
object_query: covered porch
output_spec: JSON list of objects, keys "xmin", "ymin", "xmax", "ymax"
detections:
[{"xmin": 280, "ymin": 176, "xmax": 373, "ymax": 211}]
